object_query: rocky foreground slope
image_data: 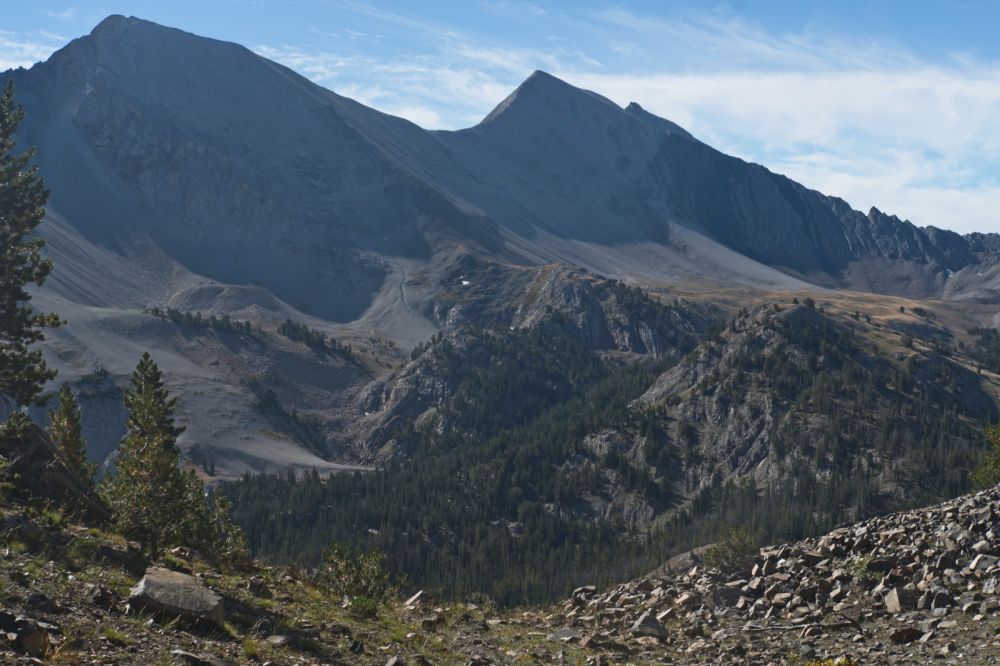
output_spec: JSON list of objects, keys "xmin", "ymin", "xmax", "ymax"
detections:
[
  {"xmin": 539, "ymin": 486, "xmax": 1000, "ymax": 664},
  {"xmin": 5, "ymin": 483, "xmax": 1000, "ymax": 663}
]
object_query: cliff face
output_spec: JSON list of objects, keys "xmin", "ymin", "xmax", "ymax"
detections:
[{"xmin": 638, "ymin": 305, "xmax": 994, "ymax": 506}]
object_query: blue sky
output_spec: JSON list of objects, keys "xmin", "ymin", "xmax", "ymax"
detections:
[{"xmin": 4, "ymin": 1, "xmax": 1000, "ymax": 234}]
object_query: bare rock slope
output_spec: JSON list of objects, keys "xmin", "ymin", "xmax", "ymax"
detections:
[{"xmin": 545, "ymin": 485, "xmax": 1000, "ymax": 664}]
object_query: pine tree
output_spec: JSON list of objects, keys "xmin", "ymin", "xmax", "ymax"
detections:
[
  {"xmin": 103, "ymin": 352, "xmax": 191, "ymax": 554},
  {"xmin": 103, "ymin": 353, "xmax": 248, "ymax": 563},
  {"xmin": 0, "ymin": 81, "xmax": 60, "ymax": 407},
  {"xmin": 49, "ymin": 382, "xmax": 95, "ymax": 484}
]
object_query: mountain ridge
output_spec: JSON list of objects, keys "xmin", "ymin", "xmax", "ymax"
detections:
[{"xmin": 2, "ymin": 14, "xmax": 999, "ymax": 477}]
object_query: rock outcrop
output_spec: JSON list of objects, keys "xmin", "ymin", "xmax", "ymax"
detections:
[{"xmin": 0, "ymin": 419, "xmax": 109, "ymax": 524}]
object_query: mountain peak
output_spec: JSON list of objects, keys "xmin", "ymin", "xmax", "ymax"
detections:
[
  {"xmin": 519, "ymin": 69, "xmax": 571, "ymax": 91},
  {"xmin": 91, "ymin": 14, "xmax": 131, "ymax": 33},
  {"xmin": 42, "ymin": 14, "xmax": 221, "ymax": 76},
  {"xmin": 479, "ymin": 70, "xmax": 622, "ymax": 126},
  {"xmin": 88, "ymin": 14, "xmax": 166, "ymax": 40}
]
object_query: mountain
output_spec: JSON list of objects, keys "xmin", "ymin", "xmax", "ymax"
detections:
[
  {"xmin": 4, "ymin": 16, "xmax": 1000, "ymax": 603},
  {"xmin": 4, "ymin": 15, "xmax": 998, "ymax": 477}
]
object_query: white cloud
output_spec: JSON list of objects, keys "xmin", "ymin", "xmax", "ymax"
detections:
[
  {"xmin": 45, "ymin": 7, "xmax": 78, "ymax": 20},
  {"xmin": 0, "ymin": 34, "xmax": 62, "ymax": 71}
]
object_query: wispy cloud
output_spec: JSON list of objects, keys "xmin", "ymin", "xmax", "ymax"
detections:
[
  {"xmin": 255, "ymin": 42, "xmax": 523, "ymax": 128},
  {"xmin": 45, "ymin": 7, "xmax": 78, "ymax": 20},
  {"xmin": 326, "ymin": 0, "xmax": 459, "ymax": 39},
  {"xmin": 254, "ymin": 0, "xmax": 596, "ymax": 128},
  {"xmin": 0, "ymin": 33, "xmax": 64, "ymax": 71}
]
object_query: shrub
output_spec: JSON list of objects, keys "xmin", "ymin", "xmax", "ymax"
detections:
[
  {"xmin": 972, "ymin": 425, "xmax": 1000, "ymax": 490},
  {"xmin": 318, "ymin": 543, "xmax": 394, "ymax": 615},
  {"xmin": 701, "ymin": 527, "xmax": 759, "ymax": 574},
  {"xmin": 347, "ymin": 595, "xmax": 380, "ymax": 619}
]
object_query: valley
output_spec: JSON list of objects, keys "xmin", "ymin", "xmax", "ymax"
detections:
[{"xmin": 1, "ymin": 12, "xmax": 1000, "ymax": 663}]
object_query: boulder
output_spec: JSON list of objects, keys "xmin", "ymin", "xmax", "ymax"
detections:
[
  {"xmin": 629, "ymin": 611, "xmax": 668, "ymax": 640},
  {"xmin": 889, "ymin": 627, "xmax": 924, "ymax": 644},
  {"xmin": 884, "ymin": 587, "xmax": 912, "ymax": 614},
  {"xmin": 548, "ymin": 627, "xmax": 580, "ymax": 642},
  {"xmin": 969, "ymin": 554, "xmax": 999, "ymax": 572},
  {"xmin": 26, "ymin": 592, "xmax": 63, "ymax": 614},
  {"xmin": 265, "ymin": 635, "xmax": 294, "ymax": 647},
  {"xmin": 128, "ymin": 566, "xmax": 224, "ymax": 628},
  {"xmin": 11, "ymin": 618, "xmax": 50, "ymax": 658}
]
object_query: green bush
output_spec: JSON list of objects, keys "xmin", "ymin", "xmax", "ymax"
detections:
[
  {"xmin": 318, "ymin": 543, "xmax": 393, "ymax": 614},
  {"xmin": 972, "ymin": 425, "xmax": 1000, "ymax": 490},
  {"xmin": 701, "ymin": 527, "xmax": 759, "ymax": 574},
  {"xmin": 347, "ymin": 595, "xmax": 380, "ymax": 619}
]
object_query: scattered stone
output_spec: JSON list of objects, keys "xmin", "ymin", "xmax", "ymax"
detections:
[
  {"xmin": 629, "ymin": 611, "xmax": 668, "ymax": 640},
  {"xmin": 169, "ymin": 650, "xmax": 234, "ymax": 666},
  {"xmin": 546, "ymin": 487, "xmax": 1000, "ymax": 663},
  {"xmin": 88, "ymin": 584, "xmax": 117, "ymax": 609},
  {"xmin": 889, "ymin": 627, "xmax": 924, "ymax": 644},
  {"xmin": 246, "ymin": 576, "xmax": 272, "ymax": 599},
  {"xmin": 8, "ymin": 570, "xmax": 30, "ymax": 586},
  {"xmin": 421, "ymin": 614, "xmax": 444, "ymax": 631},
  {"xmin": 26, "ymin": 592, "xmax": 62, "ymax": 614}
]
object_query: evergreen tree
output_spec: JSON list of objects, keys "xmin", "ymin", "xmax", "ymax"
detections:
[
  {"xmin": 0, "ymin": 81, "xmax": 60, "ymax": 407},
  {"xmin": 103, "ymin": 353, "xmax": 191, "ymax": 554},
  {"xmin": 49, "ymin": 382, "xmax": 94, "ymax": 484},
  {"xmin": 202, "ymin": 492, "xmax": 250, "ymax": 565},
  {"xmin": 103, "ymin": 353, "xmax": 248, "ymax": 563}
]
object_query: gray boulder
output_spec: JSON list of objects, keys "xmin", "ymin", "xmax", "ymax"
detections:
[
  {"xmin": 129, "ymin": 567, "xmax": 224, "ymax": 628},
  {"xmin": 629, "ymin": 611, "xmax": 669, "ymax": 640}
]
